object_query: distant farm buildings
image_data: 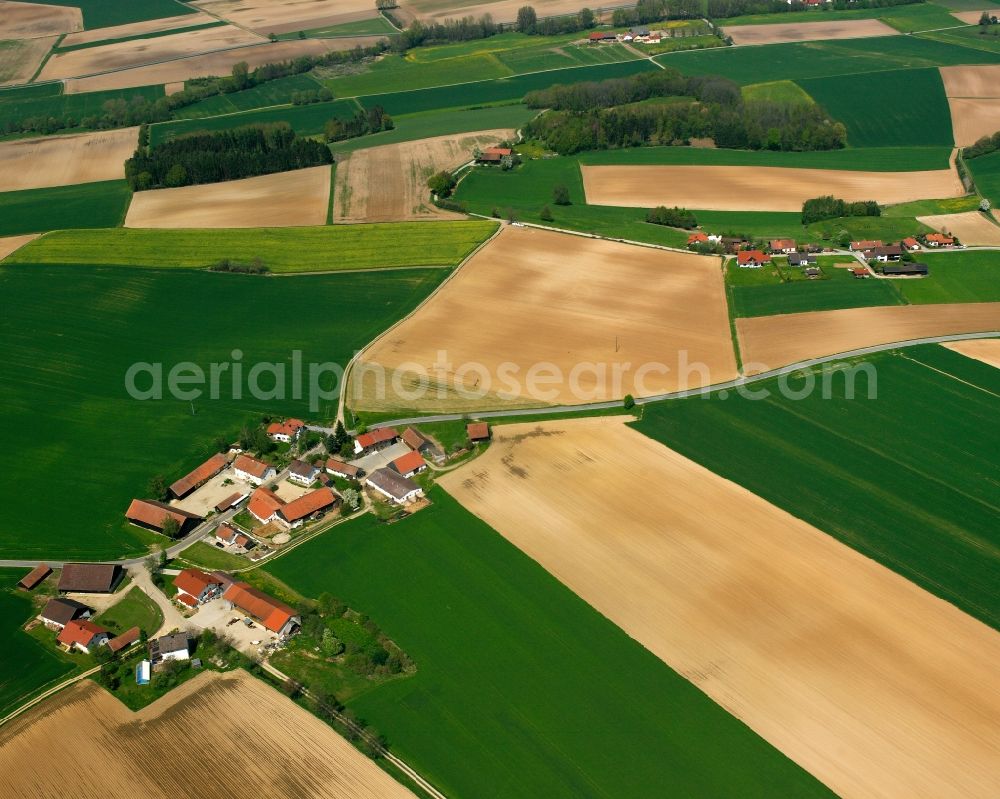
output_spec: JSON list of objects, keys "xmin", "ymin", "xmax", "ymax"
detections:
[
  {"xmin": 125, "ymin": 498, "xmax": 202, "ymax": 535},
  {"xmin": 233, "ymin": 454, "xmax": 276, "ymax": 485},
  {"xmin": 365, "ymin": 468, "xmax": 424, "ymax": 505},
  {"xmin": 169, "ymin": 453, "xmax": 228, "ymax": 499}
]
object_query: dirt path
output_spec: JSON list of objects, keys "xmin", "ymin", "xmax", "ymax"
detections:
[{"xmin": 128, "ymin": 565, "xmax": 188, "ymax": 637}]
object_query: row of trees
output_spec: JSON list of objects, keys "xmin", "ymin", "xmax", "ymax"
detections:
[
  {"xmin": 125, "ymin": 123, "xmax": 332, "ymax": 190},
  {"xmin": 613, "ymin": 0, "xmax": 703, "ymax": 26},
  {"xmin": 646, "ymin": 205, "xmax": 697, "ymax": 228},
  {"xmin": 323, "ymin": 105, "xmax": 393, "ymax": 142},
  {"xmin": 801, "ymin": 195, "xmax": 880, "ymax": 224},
  {"xmin": 964, "ymin": 129, "xmax": 1000, "ymax": 159}
]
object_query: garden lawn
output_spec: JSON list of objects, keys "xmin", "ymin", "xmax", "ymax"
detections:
[
  {"xmin": 0, "ymin": 570, "xmax": 77, "ymax": 718},
  {"xmin": 16, "ymin": 0, "xmax": 197, "ymax": 29},
  {"xmin": 93, "ymin": 586, "xmax": 163, "ymax": 636},
  {"xmin": 898, "ymin": 249, "xmax": 1000, "ymax": 303},
  {"xmin": 0, "ymin": 181, "xmax": 131, "ymax": 236},
  {"xmin": 177, "ymin": 542, "xmax": 250, "ymax": 572},
  {"xmin": 0, "ymin": 265, "xmax": 446, "ymax": 560},
  {"xmin": 264, "ymin": 491, "xmax": 834, "ymax": 799},
  {"xmin": 5, "ymin": 222, "xmax": 497, "ymax": 271},
  {"xmin": 634, "ymin": 346, "xmax": 1000, "ymax": 630}
]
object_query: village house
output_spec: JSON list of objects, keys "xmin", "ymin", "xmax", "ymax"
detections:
[
  {"xmin": 365, "ymin": 468, "xmax": 424, "ymax": 505},
  {"xmin": 173, "ymin": 568, "xmax": 224, "ymax": 608},
  {"xmin": 787, "ymin": 251, "xmax": 817, "ymax": 267},
  {"xmin": 804, "ymin": 266, "xmax": 822, "ymax": 279},
  {"xmin": 353, "ymin": 427, "xmax": 399, "ymax": 455},
  {"xmin": 214, "ymin": 524, "xmax": 253, "ymax": 552},
  {"xmin": 737, "ymin": 250, "xmax": 771, "ymax": 268},
  {"xmin": 923, "ymin": 232, "xmax": 955, "ymax": 247},
  {"xmin": 722, "ymin": 237, "xmax": 750, "ymax": 254},
  {"xmin": 125, "ymin": 499, "xmax": 203, "ymax": 536},
  {"xmin": 884, "ymin": 262, "xmax": 929, "ymax": 276},
  {"xmin": 57, "ymin": 619, "xmax": 109, "ymax": 654},
  {"xmin": 587, "ymin": 30, "xmax": 616, "ymax": 43},
  {"xmin": 850, "ymin": 239, "xmax": 883, "ymax": 252},
  {"xmin": 770, "ymin": 238, "xmax": 797, "ymax": 254},
  {"xmin": 851, "ymin": 266, "xmax": 871, "ymax": 279},
  {"xmin": 475, "ymin": 147, "xmax": 512, "ymax": 165},
  {"xmin": 402, "ymin": 427, "xmax": 445, "ymax": 462},
  {"xmin": 150, "ymin": 632, "xmax": 190, "ymax": 664},
  {"xmin": 39, "ymin": 597, "xmax": 92, "ymax": 629},
  {"xmin": 106, "ymin": 627, "xmax": 140, "ymax": 656},
  {"xmin": 58, "ymin": 563, "xmax": 124, "ymax": 594},
  {"xmin": 222, "ymin": 582, "xmax": 300, "ymax": 636},
  {"xmin": 17, "ymin": 564, "xmax": 51, "ymax": 591},
  {"xmin": 266, "ymin": 418, "xmax": 305, "ymax": 443},
  {"xmin": 288, "ymin": 459, "xmax": 320, "ymax": 486},
  {"xmin": 902, "ymin": 236, "xmax": 921, "ymax": 251},
  {"xmin": 325, "ymin": 457, "xmax": 362, "ymax": 480},
  {"xmin": 169, "ymin": 452, "xmax": 228, "ymax": 499},
  {"xmin": 687, "ymin": 232, "xmax": 709, "ymax": 246},
  {"xmin": 867, "ymin": 245, "xmax": 902, "ymax": 263},
  {"xmin": 233, "ymin": 454, "xmax": 276, "ymax": 485},
  {"xmin": 278, "ymin": 488, "xmax": 338, "ymax": 529},
  {"xmin": 248, "ymin": 486, "xmax": 286, "ymax": 524},
  {"xmin": 390, "ymin": 450, "xmax": 427, "ymax": 479},
  {"xmin": 467, "ymin": 422, "xmax": 491, "ymax": 443}
]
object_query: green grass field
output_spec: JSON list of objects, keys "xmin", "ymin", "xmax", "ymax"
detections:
[
  {"xmin": 898, "ymin": 249, "xmax": 1000, "ymax": 302},
  {"xmin": 882, "ymin": 195, "xmax": 982, "ymax": 216},
  {"xmin": 966, "ymin": 149, "xmax": 1000, "ymax": 208},
  {"xmin": 918, "ymin": 24, "xmax": 1000, "ymax": 54},
  {"xmin": 719, "ymin": 3, "xmax": 961, "ymax": 28},
  {"xmin": 806, "ymin": 214, "xmax": 932, "ymax": 242},
  {"xmin": 264, "ymin": 491, "xmax": 834, "ymax": 799},
  {"xmin": 6, "ymin": 222, "xmax": 497, "ymax": 271},
  {"xmin": 170, "ymin": 73, "xmax": 327, "ymax": 119},
  {"xmin": 797, "ymin": 68, "xmax": 953, "ymax": 148},
  {"xmin": 93, "ymin": 586, "xmax": 163, "ymax": 636},
  {"xmin": 177, "ymin": 541, "xmax": 251, "ymax": 571},
  {"xmin": 934, "ymin": 0, "xmax": 1000, "ymax": 9},
  {"xmin": 0, "ymin": 570, "xmax": 78, "ymax": 718},
  {"xmin": 875, "ymin": 3, "xmax": 969, "ymax": 31},
  {"xmin": 742, "ymin": 79, "xmax": 815, "ymax": 105},
  {"xmin": 16, "ymin": 0, "xmax": 197, "ymax": 29},
  {"xmin": 634, "ymin": 346, "xmax": 1000, "ymax": 630},
  {"xmin": 0, "ymin": 84, "xmax": 164, "ymax": 135},
  {"xmin": 0, "ymin": 181, "xmax": 131, "ymax": 236},
  {"xmin": 0, "ymin": 265, "xmax": 446, "ymax": 560},
  {"xmin": 276, "ymin": 16, "xmax": 398, "ymax": 38}
]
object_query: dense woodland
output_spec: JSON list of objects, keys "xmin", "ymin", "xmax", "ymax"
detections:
[
  {"xmin": 801, "ymin": 195, "xmax": 881, "ymax": 224},
  {"xmin": 324, "ymin": 105, "xmax": 393, "ymax": 142},
  {"xmin": 525, "ymin": 70, "xmax": 845, "ymax": 154},
  {"xmin": 124, "ymin": 123, "xmax": 332, "ymax": 190}
]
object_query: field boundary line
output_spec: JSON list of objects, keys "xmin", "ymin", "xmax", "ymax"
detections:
[
  {"xmin": 899, "ymin": 351, "xmax": 1000, "ymax": 398},
  {"xmin": 0, "ymin": 666, "xmax": 100, "ymax": 729}
]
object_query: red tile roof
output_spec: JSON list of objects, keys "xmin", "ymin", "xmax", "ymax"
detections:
[
  {"xmin": 737, "ymin": 250, "xmax": 769, "ymax": 265},
  {"xmin": 57, "ymin": 619, "xmax": 107, "ymax": 648},
  {"xmin": 467, "ymin": 422, "xmax": 490, "ymax": 441},
  {"xmin": 769, "ymin": 238, "xmax": 796, "ymax": 250},
  {"xmin": 325, "ymin": 458, "xmax": 360, "ymax": 478},
  {"xmin": 176, "ymin": 592, "xmax": 199, "ymax": 608},
  {"xmin": 248, "ymin": 486, "xmax": 285, "ymax": 521},
  {"xmin": 851, "ymin": 240, "xmax": 882, "ymax": 251},
  {"xmin": 902, "ymin": 237, "xmax": 919, "ymax": 248},
  {"xmin": 216, "ymin": 524, "xmax": 238, "ymax": 543},
  {"xmin": 215, "ymin": 492, "xmax": 243, "ymax": 513},
  {"xmin": 280, "ymin": 488, "xmax": 336, "ymax": 524},
  {"xmin": 267, "ymin": 419, "xmax": 305, "ymax": 439},
  {"xmin": 687, "ymin": 232, "xmax": 708, "ymax": 244},
  {"xmin": 222, "ymin": 582, "xmax": 297, "ymax": 633},
  {"xmin": 18, "ymin": 564, "xmax": 51, "ymax": 590},
  {"xmin": 391, "ymin": 450, "xmax": 426, "ymax": 476},
  {"xmin": 173, "ymin": 568, "xmax": 220, "ymax": 598},
  {"xmin": 169, "ymin": 453, "xmax": 228, "ymax": 498},
  {"xmin": 233, "ymin": 454, "xmax": 272, "ymax": 479},
  {"xmin": 125, "ymin": 499, "xmax": 201, "ymax": 531},
  {"xmin": 925, "ymin": 232, "xmax": 954, "ymax": 244},
  {"xmin": 107, "ymin": 626, "xmax": 140, "ymax": 653},
  {"xmin": 355, "ymin": 427, "xmax": 398, "ymax": 450}
]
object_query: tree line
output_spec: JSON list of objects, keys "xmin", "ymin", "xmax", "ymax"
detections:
[
  {"xmin": 801, "ymin": 196, "xmax": 880, "ymax": 224},
  {"xmin": 390, "ymin": 5, "xmax": 597, "ymax": 49},
  {"xmin": 324, "ymin": 105, "xmax": 393, "ymax": 142},
  {"xmin": 964, "ymin": 129, "xmax": 1000, "ymax": 159},
  {"xmin": 612, "ymin": 0, "xmax": 703, "ymax": 26},
  {"xmin": 124, "ymin": 123, "xmax": 332, "ymax": 191}
]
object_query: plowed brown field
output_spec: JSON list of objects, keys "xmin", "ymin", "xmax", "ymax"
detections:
[
  {"xmin": 193, "ymin": 0, "xmax": 380, "ymax": 35},
  {"xmin": 0, "ymin": 36, "xmax": 58, "ymax": 86},
  {"xmin": 917, "ymin": 210, "xmax": 1000, "ymax": 245},
  {"xmin": 440, "ymin": 416, "xmax": 1000, "ymax": 799},
  {"xmin": 0, "ymin": 127, "xmax": 138, "ymax": 191},
  {"xmin": 61, "ymin": 13, "xmax": 216, "ymax": 48},
  {"xmin": 350, "ymin": 226, "xmax": 737, "ymax": 411},
  {"xmin": 402, "ymin": 0, "xmax": 615, "ymax": 24},
  {"xmin": 939, "ymin": 66, "xmax": 1000, "ymax": 145},
  {"xmin": 0, "ymin": 0, "xmax": 81, "ymax": 39},
  {"xmin": 125, "ymin": 166, "xmax": 331, "ymax": 228},
  {"xmin": 581, "ymin": 164, "xmax": 964, "ymax": 211},
  {"xmin": 0, "ymin": 234, "xmax": 39, "ymax": 260},
  {"xmin": 0, "ymin": 670, "xmax": 415, "ymax": 798},
  {"xmin": 726, "ymin": 18, "xmax": 898, "ymax": 45},
  {"xmin": 334, "ymin": 130, "xmax": 513, "ymax": 223},
  {"xmin": 736, "ymin": 303, "xmax": 1000, "ymax": 371},
  {"xmin": 943, "ymin": 337, "xmax": 1000, "ymax": 368}
]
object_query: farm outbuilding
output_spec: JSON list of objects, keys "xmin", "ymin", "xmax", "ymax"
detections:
[
  {"xmin": 169, "ymin": 453, "xmax": 228, "ymax": 499},
  {"xmin": 58, "ymin": 563, "xmax": 124, "ymax": 594},
  {"xmin": 17, "ymin": 564, "xmax": 51, "ymax": 590}
]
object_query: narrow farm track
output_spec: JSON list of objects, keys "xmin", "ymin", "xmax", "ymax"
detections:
[{"xmin": 0, "ymin": 667, "xmax": 100, "ymax": 728}]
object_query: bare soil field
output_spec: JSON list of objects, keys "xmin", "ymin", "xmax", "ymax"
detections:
[
  {"xmin": 736, "ymin": 302, "xmax": 1000, "ymax": 371},
  {"xmin": 61, "ymin": 13, "xmax": 216, "ymax": 48},
  {"xmin": 193, "ymin": 0, "xmax": 381, "ymax": 35},
  {"xmin": 0, "ymin": 0, "xmax": 81, "ymax": 39},
  {"xmin": 0, "ymin": 36, "xmax": 58, "ymax": 86},
  {"xmin": 581, "ymin": 164, "xmax": 964, "ymax": 211},
  {"xmin": 65, "ymin": 39, "xmax": 363, "ymax": 92},
  {"xmin": 0, "ymin": 233, "xmax": 39, "ymax": 260},
  {"xmin": 0, "ymin": 127, "xmax": 138, "ymax": 191},
  {"xmin": 941, "ymin": 64, "xmax": 1000, "ymax": 98},
  {"xmin": 39, "ymin": 24, "xmax": 264, "ymax": 82},
  {"xmin": 0, "ymin": 670, "xmax": 415, "ymax": 798},
  {"xmin": 440, "ymin": 416, "xmax": 1000, "ymax": 799},
  {"xmin": 947, "ymin": 98, "xmax": 1000, "ymax": 147},
  {"xmin": 335, "ymin": 130, "xmax": 513, "ymax": 223},
  {"xmin": 350, "ymin": 226, "xmax": 737, "ymax": 412},
  {"xmin": 950, "ymin": 10, "xmax": 1000, "ymax": 25},
  {"xmin": 124, "ymin": 165, "xmax": 331, "ymax": 229},
  {"xmin": 943, "ymin": 337, "xmax": 1000, "ymax": 367},
  {"xmin": 917, "ymin": 210, "xmax": 1000, "ymax": 245},
  {"xmin": 164, "ymin": 80, "xmax": 185, "ymax": 94},
  {"xmin": 401, "ymin": 0, "xmax": 618, "ymax": 24},
  {"xmin": 725, "ymin": 18, "xmax": 899, "ymax": 46}
]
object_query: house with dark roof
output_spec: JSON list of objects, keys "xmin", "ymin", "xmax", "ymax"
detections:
[
  {"xmin": 58, "ymin": 563, "xmax": 124, "ymax": 594},
  {"xmin": 18, "ymin": 564, "xmax": 51, "ymax": 590},
  {"xmin": 169, "ymin": 453, "xmax": 228, "ymax": 498},
  {"xmin": 787, "ymin": 251, "xmax": 817, "ymax": 267},
  {"xmin": 866, "ymin": 245, "xmax": 902, "ymax": 263},
  {"xmin": 173, "ymin": 568, "xmax": 224, "ymax": 608},
  {"xmin": 223, "ymin": 582, "xmax": 299, "ymax": 635},
  {"xmin": 39, "ymin": 597, "xmax": 92, "ymax": 629},
  {"xmin": 233, "ymin": 454, "xmax": 276, "ymax": 485},
  {"xmin": 353, "ymin": 427, "xmax": 399, "ymax": 455},
  {"xmin": 125, "ymin": 499, "xmax": 202, "ymax": 535},
  {"xmin": 150, "ymin": 632, "xmax": 190, "ymax": 664},
  {"xmin": 214, "ymin": 492, "xmax": 245, "ymax": 513},
  {"xmin": 57, "ymin": 619, "xmax": 109, "ymax": 653},
  {"xmin": 365, "ymin": 468, "xmax": 424, "ymax": 505},
  {"xmin": 883, "ymin": 262, "xmax": 929, "ymax": 276},
  {"xmin": 288, "ymin": 459, "xmax": 320, "ymax": 486}
]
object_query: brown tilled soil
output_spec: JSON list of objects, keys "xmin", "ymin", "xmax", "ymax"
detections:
[
  {"xmin": 0, "ymin": 670, "xmax": 415, "ymax": 798},
  {"xmin": 0, "ymin": 233, "xmax": 39, "ymax": 261},
  {"xmin": 917, "ymin": 210, "xmax": 1000, "ymax": 245},
  {"xmin": 350, "ymin": 226, "xmax": 737, "ymax": 411},
  {"xmin": 941, "ymin": 64, "xmax": 1000, "ymax": 97},
  {"xmin": 725, "ymin": 18, "xmax": 898, "ymax": 45},
  {"xmin": 193, "ymin": 0, "xmax": 381, "ymax": 35},
  {"xmin": 0, "ymin": 127, "xmax": 138, "ymax": 191},
  {"xmin": 0, "ymin": 36, "xmax": 58, "ymax": 85},
  {"xmin": 0, "ymin": 0, "xmax": 81, "ymax": 39},
  {"xmin": 402, "ymin": 0, "xmax": 613, "ymax": 24},
  {"xmin": 61, "ymin": 13, "xmax": 215, "ymax": 47},
  {"xmin": 736, "ymin": 302, "xmax": 1000, "ymax": 371},
  {"xmin": 581, "ymin": 164, "xmax": 964, "ymax": 211},
  {"xmin": 440, "ymin": 416, "xmax": 1000, "ymax": 799},
  {"xmin": 942, "ymin": 337, "xmax": 1000, "ymax": 368},
  {"xmin": 124, "ymin": 166, "xmax": 331, "ymax": 229},
  {"xmin": 946, "ymin": 97, "xmax": 1000, "ymax": 147},
  {"xmin": 334, "ymin": 130, "xmax": 514, "ymax": 223}
]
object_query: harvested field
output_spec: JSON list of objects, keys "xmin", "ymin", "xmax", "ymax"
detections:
[
  {"xmin": 60, "ymin": 12, "xmax": 216, "ymax": 47},
  {"xmin": 350, "ymin": 226, "xmax": 737, "ymax": 411},
  {"xmin": 193, "ymin": 0, "xmax": 381, "ymax": 35},
  {"xmin": 0, "ymin": 127, "xmax": 138, "ymax": 191},
  {"xmin": 917, "ymin": 210, "xmax": 1000, "ymax": 245},
  {"xmin": 947, "ymin": 98, "xmax": 1000, "ymax": 147},
  {"xmin": 725, "ymin": 19, "xmax": 899, "ymax": 46},
  {"xmin": 402, "ymin": 0, "xmax": 615, "ymax": 24},
  {"xmin": 0, "ymin": 670, "xmax": 415, "ymax": 798},
  {"xmin": 0, "ymin": 0, "xmax": 81, "ymax": 39},
  {"xmin": 943, "ymin": 337, "xmax": 1000, "ymax": 367},
  {"xmin": 950, "ymin": 10, "xmax": 1000, "ymax": 25},
  {"xmin": 164, "ymin": 80, "xmax": 184, "ymax": 94},
  {"xmin": 39, "ymin": 24, "xmax": 263, "ymax": 82},
  {"xmin": 125, "ymin": 166, "xmax": 331, "ymax": 229},
  {"xmin": 0, "ymin": 233, "xmax": 39, "ymax": 259},
  {"xmin": 736, "ymin": 302, "xmax": 1000, "ymax": 370},
  {"xmin": 0, "ymin": 36, "xmax": 58, "ymax": 85},
  {"xmin": 580, "ymin": 163, "xmax": 964, "ymax": 212},
  {"xmin": 334, "ymin": 130, "xmax": 513, "ymax": 223},
  {"xmin": 64, "ymin": 39, "xmax": 347, "ymax": 93},
  {"xmin": 940, "ymin": 64, "xmax": 1000, "ymax": 98},
  {"xmin": 440, "ymin": 416, "xmax": 1000, "ymax": 799}
]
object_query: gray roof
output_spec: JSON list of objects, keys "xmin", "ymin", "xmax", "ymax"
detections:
[
  {"xmin": 154, "ymin": 632, "xmax": 190, "ymax": 654},
  {"xmin": 884, "ymin": 262, "xmax": 928, "ymax": 274},
  {"xmin": 40, "ymin": 597, "xmax": 91, "ymax": 626},
  {"xmin": 366, "ymin": 467, "xmax": 420, "ymax": 502},
  {"xmin": 289, "ymin": 459, "xmax": 318, "ymax": 478}
]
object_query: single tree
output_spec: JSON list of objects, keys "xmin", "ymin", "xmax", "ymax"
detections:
[
  {"xmin": 231, "ymin": 61, "xmax": 250, "ymax": 90},
  {"xmin": 623, "ymin": 394, "xmax": 635, "ymax": 410},
  {"xmin": 516, "ymin": 5, "xmax": 537, "ymax": 34},
  {"xmin": 427, "ymin": 170, "xmax": 456, "ymax": 198},
  {"xmin": 578, "ymin": 8, "xmax": 595, "ymax": 28},
  {"xmin": 552, "ymin": 184, "xmax": 571, "ymax": 205},
  {"xmin": 539, "ymin": 204, "xmax": 553, "ymax": 222},
  {"xmin": 160, "ymin": 516, "xmax": 180, "ymax": 539},
  {"xmin": 147, "ymin": 474, "xmax": 168, "ymax": 501}
]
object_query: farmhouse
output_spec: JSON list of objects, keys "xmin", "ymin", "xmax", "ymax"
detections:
[
  {"xmin": 248, "ymin": 486, "xmax": 286, "ymax": 524},
  {"xmin": 902, "ymin": 236, "xmax": 921, "ymax": 251},
  {"xmin": 125, "ymin": 498, "xmax": 202, "ymax": 535},
  {"xmin": 288, "ymin": 459, "xmax": 320, "ymax": 486},
  {"xmin": 467, "ymin": 422, "xmax": 491, "ymax": 443},
  {"xmin": 851, "ymin": 267, "xmax": 871, "ymax": 279},
  {"xmin": 169, "ymin": 452, "xmax": 228, "ymax": 498},
  {"xmin": 266, "ymin": 418, "xmax": 305, "ymax": 443},
  {"xmin": 57, "ymin": 619, "xmax": 109, "ymax": 654},
  {"xmin": 106, "ymin": 627, "xmax": 140, "ymax": 655},
  {"xmin": 588, "ymin": 31, "xmax": 616, "ymax": 42},
  {"xmin": 687, "ymin": 232, "xmax": 709, "ymax": 245},
  {"xmin": 325, "ymin": 457, "xmax": 361, "ymax": 480},
  {"xmin": 884, "ymin": 262, "xmax": 929, "ymax": 276},
  {"xmin": 58, "ymin": 563, "xmax": 124, "ymax": 594},
  {"xmin": 233, "ymin": 454, "xmax": 276, "ymax": 485},
  {"xmin": 402, "ymin": 426, "xmax": 431, "ymax": 453},
  {"xmin": 17, "ymin": 563, "xmax": 51, "ymax": 590},
  {"xmin": 222, "ymin": 582, "xmax": 299, "ymax": 635},
  {"xmin": 365, "ymin": 467, "xmax": 424, "ymax": 505},
  {"xmin": 737, "ymin": 250, "xmax": 771, "ymax": 268},
  {"xmin": 150, "ymin": 632, "xmax": 190, "ymax": 664},
  {"xmin": 278, "ymin": 487, "xmax": 338, "ymax": 528},
  {"xmin": 850, "ymin": 239, "xmax": 882, "ymax": 251},
  {"xmin": 867, "ymin": 245, "xmax": 902, "ymax": 262},
  {"xmin": 173, "ymin": 568, "xmax": 224, "ymax": 608},
  {"xmin": 353, "ymin": 427, "xmax": 399, "ymax": 455},
  {"xmin": 787, "ymin": 251, "xmax": 817, "ymax": 267},
  {"xmin": 390, "ymin": 450, "xmax": 427, "ymax": 478},
  {"xmin": 770, "ymin": 238, "xmax": 797, "ymax": 254},
  {"xmin": 923, "ymin": 232, "xmax": 955, "ymax": 247},
  {"xmin": 475, "ymin": 147, "xmax": 512, "ymax": 164},
  {"xmin": 215, "ymin": 524, "xmax": 252, "ymax": 551},
  {"xmin": 39, "ymin": 597, "xmax": 92, "ymax": 629}
]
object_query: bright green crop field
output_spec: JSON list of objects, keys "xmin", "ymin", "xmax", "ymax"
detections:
[
  {"xmin": 634, "ymin": 346, "xmax": 1000, "ymax": 630},
  {"xmin": 718, "ymin": 3, "xmax": 961, "ymax": 28},
  {"xmin": 899, "ymin": 249, "xmax": 1000, "ymax": 303},
  {"xmin": 170, "ymin": 73, "xmax": 327, "ymax": 119},
  {"xmin": 16, "ymin": 0, "xmax": 197, "ymax": 28},
  {"xmin": 265, "ymin": 491, "xmax": 835, "ymax": 799},
  {"xmin": 966, "ymin": 150, "xmax": 1000, "ymax": 208},
  {"xmin": 0, "ymin": 264, "xmax": 446, "ymax": 560},
  {"xmin": 6, "ymin": 221, "xmax": 497, "ymax": 271},
  {"xmin": 0, "ymin": 181, "xmax": 131, "ymax": 236}
]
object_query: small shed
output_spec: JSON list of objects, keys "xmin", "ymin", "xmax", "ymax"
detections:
[
  {"xmin": 467, "ymin": 422, "xmax": 491, "ymax": 443},
  {"xmin": 18, "ymin": 564, "xmax": 51, "ymax": 591}
]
